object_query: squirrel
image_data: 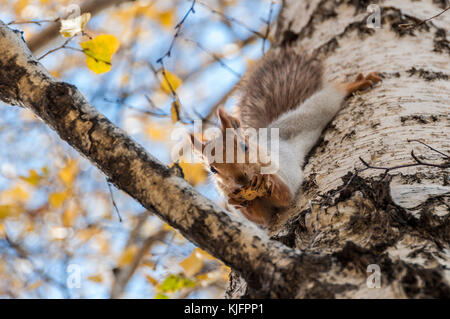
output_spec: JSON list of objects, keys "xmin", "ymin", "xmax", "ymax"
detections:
[{"xmin": 190, "ymin": 48, "xmax": 381, "ymax": 225}]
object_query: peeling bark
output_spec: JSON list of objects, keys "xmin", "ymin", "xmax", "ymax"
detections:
[{"xmin": 1, "ymin": 0, "xmax": 450, "ymax": 299}]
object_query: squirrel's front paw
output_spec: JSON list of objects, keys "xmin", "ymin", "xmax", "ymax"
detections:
[
  {"xmin": 229, "ymin": 174, "xmax": 292, "ymax": 208},
  {"xmin": 340, "ymin": 72, "xmax": 382, "ymax": 96},
  {"xmin": 229, "ymin": 174, "xmax": 271, "ymax": 203},
  {"xmin": 355, "ymin": 72, "xmax": 382, "ymax": 90},
  {"xmin": 227, "ymin": 196, "xmax": 248, "ymax": 208}
]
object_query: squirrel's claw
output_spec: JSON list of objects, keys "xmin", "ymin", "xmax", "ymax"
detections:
[
  {"xmin": 355, "ymin": 73, "xmax": 364, "ymax": 81},
  {"xmin": 340, "ymin": 71, "xmax": 382, "ymax": 96},
  {"xmin": 250, "ymin": 174, "xmax": 265, "ymax": 189},
  {"xmin": 365, "ymin": 72, "xmax": 382, "ymax": 83}
]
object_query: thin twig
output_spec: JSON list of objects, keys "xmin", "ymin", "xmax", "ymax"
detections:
[
  {"xmin": 104, "ymin": 98, "xmax": 169, "ymax": 118},
  {"xmin": 156, "ymin": 0, "xmax": 197, "ymax": 63},
  {"xmin": 107, "ymin": 181, "xmax": 123, "ymax": 222},
  {"xmin": 359, "ymin": 152, "xmax": 449, "ymax": 172},
  {"xmin": 262, "ymin": 1, "xmax": 275, "ymax": 54},
  {"xmin": 7, "ymin": 18, "xmax": 58, "ymax": 26},
  {"xmin": 38, "ymin": 37, "xmax": 74, "ymax": 60},
  {"xmin": 39, "ymin": 36, "xmax": 112, "ymax": 66},
  {"xmin": 197, "ymin": 0, "xmax": 265, "ymax": 38},
  {"xmin": 184, "ymin": 37, "xmax": 241, "ymax": 78},
  {"xmin": 399, "ymin": 5, "xmax": 450, "ymax": 29},
  {"xmin": 407, "ymin": 139, "xmax": 450, "ymax": 159}
]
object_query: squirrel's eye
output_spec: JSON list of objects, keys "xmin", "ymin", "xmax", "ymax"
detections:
[
  {"xmin": 210, "ymin": 166, "xmax": 218, "ymax": 174},
  {"xmin": 240, "ymin": 141, "xmax": 249, "ymax": 152}
]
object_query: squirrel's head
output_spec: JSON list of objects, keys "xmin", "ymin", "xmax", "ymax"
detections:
[{"xmin": 189, "ymin": 108, "xmax": 270, "ymax": 195}]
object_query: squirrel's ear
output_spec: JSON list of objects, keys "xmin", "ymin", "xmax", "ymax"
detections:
[
  {"xmin": 217, "ymin": 108, "xmax": 240, "ymax": 130},
  {"xmin": 189, "ymin": 133, "xmax": 205, "ymax": 153}
]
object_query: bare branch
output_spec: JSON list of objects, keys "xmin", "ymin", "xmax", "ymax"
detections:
[
  {"xmin": 197, "ymin": 0, "xmax": 265, "ymax": 38},
  {"xmin": 262, "ymin": 1, "xmax": 275, "ymax": 54},
  {"xmin": 107, "ymin": 180, "xmax": 123, "ymax": 222}
]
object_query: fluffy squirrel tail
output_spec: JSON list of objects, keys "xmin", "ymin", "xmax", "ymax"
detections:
[{"xmin": 236, "ymin": 48, "xmax": 323, "ymax": 129}]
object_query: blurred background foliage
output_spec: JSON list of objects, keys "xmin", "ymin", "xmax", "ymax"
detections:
[{"xmin": 0, "ymin": 0, "xmax": 279, "ymax": 298}]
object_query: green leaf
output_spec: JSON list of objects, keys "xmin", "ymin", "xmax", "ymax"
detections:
[{"xmin": 159, "ymin": 274, "xmax": 196, "ymax": 293}]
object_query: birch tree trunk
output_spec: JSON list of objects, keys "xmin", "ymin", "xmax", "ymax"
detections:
[
  {"xmin": 0, "ymin": 0, "xmax": 449, "ymax": 299},
  {"xmin": 227, "ymin": 0, "xmax": 450, "ymax": 298}
]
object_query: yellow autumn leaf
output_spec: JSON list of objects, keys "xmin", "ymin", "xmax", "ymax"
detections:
[
  {"xmin": 49, "ymin": 192, "xmax": 68, "ymax": 209},
  {"xmin": 114, "ymin": 3, "xmax": 155, "ymax": 22},
  {"xmin": 144, "ymin": 121, "xmax": 169, "ymax": 142},
  {"xmin": 62, "ymin": 207, "xmax": 78, "ymax": 227},
  {"xmin": 60, "ymin": 12, "xmax": 91, "ymax": 37},
  {"xmin": 196, "ymin": 272, "xmax": 213, "ymax": 283},
  {"xmin": 25, "ymin": 220, "xmax": 34, "ymax": 233},
  {"xmin": 0, "ymin": 204, "xmax": 22, "ymax": 220},
  {"xmin": 162, "ymin": 223, "xmax": 174, "ymax": 232},
  {"xmin": 158, "ymin": 10, "xmax": 175, "ymax": 29},
  {"xmin": 180, "ymin": 248, "xmax": 204, "ymax": 277},
  {"xmin": 28, "ymin": 280, "xmax": 43, "ymax": 290},
  {"xmin": 196, "ymin": 248, "xmax": 216, "ymax": 261},
  {"xmin": 145, "ymin": 274, "xmax": 159, "ymax": 287},
  {"xmin": 80, "ymin": 34, "xmax": 120, "ymax": 74},
  {"xmin": 0, "ymin": 205, "xmax": 13, "ymax": 220},
  {"xmin": 41, "ymin": 166, "xmax": 49, "ymax": 176},
  {"xmin": 245, "ymin": 58, "xmax": 256, "ymax": 67},
  {"xmin": 0, "ymin": 223, "xmax": 5, "ymax": 237},
  {"xmin": 58, "ymin": 159, "xmax": 78, "ymax": 188},
  {"xmin": 223, "ymin": 0, "xmax": 237, "ymax": 6},
  {"xmin": 160, "ymin": 70, "xmax": 182, "ymax": 94},
  {"xmin": 50, "ymin": 70, "xmax": 61, "ymax": 78},
  {"xmin": 142, "ymin": 260, "xmax": 155, "ymax": 269},
  {"xmin": 20, "ymin": 169, "xmax": 41, "ymax": 186},
  {"xmin": 13, "ymin": 0, "xmax": 29, "ymax": 16},
  {"xmin": 93, "ymin": 233, "xmax": 110, "ymax": 254},
  {"xmin": 88, "ymin": 274, "xmax": 103, "ymax": 283},
  {"xmin": 171, "ymin": 100, "xmax": 181, "ymax": 123},
  {"xmin": 177, "ymin": 161, "xmax": 208, "ymax": 186},
  {"xmin": 1, "ymin": 185, "xmax": 29, "ymax": 204},
  {"xmin": 118, "ymin": 245, "xmax": 139, "ymax": 268},
  {"xmin": 77, "ymin": 226, "xmax": 100, "ymax": 242}
]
